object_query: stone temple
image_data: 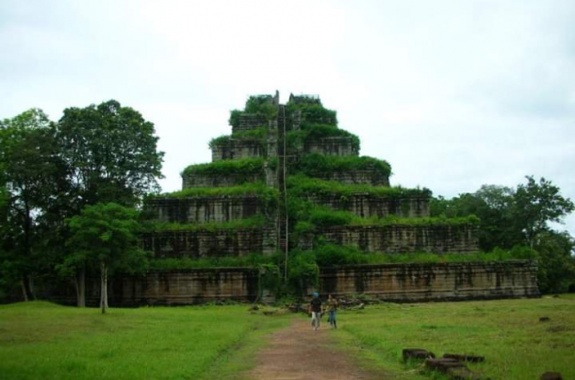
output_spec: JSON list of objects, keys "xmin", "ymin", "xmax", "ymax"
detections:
[
  {"xmin": 143, "ymin": 92, "xmax": 479, "ymax": 258},
  {"xmin": 119, "ymin": 92, "xmax": 538, "ymax": 305}
]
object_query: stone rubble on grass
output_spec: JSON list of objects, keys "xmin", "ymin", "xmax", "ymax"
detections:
[{"xmin": 403, "ymin": 347, "xmax": 482, "ymax": 379}]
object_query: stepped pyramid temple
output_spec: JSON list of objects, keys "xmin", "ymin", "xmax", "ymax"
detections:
[{"xmin": 110, "ymin": 92, "xmax": 538, "ymax": 305}]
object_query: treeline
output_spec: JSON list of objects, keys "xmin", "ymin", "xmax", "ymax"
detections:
[
  {"xmin": 2, "ymin": 101, "xmax": 575, "ymax": 310},
  {"xmin": 0, "ymin": 102, "xmax": 164, "ymax": 312},
  {"xmin": 430, "ymin": 177, "xmax": 575, "ymax": 293}
]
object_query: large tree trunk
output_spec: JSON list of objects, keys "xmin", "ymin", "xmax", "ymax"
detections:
[
  {"xmin": 75, "ymin": 267, "xmax": 86, "ymax": 307},
  {"xmin": 20, "ymin": 278, "xmax": 29, "ymax": 302},
  {"xmin": 21, "ymin": 203, "xmax": 36, "ymax": 301},
  {"xmin": 27, "ymin": 275, "xmax": 36, "ymax": 300},
  {"xmin": 20, "ymin": 275, "xmax": 35, "ymax": 301},
  {"xmin": 100, "ymin": 261, "xmax": 108, "ymax": 314}
]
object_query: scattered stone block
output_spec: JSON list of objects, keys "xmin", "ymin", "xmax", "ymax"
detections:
[
  {"xmin": 540, "ymin": 372, "xmax": 562, "ymax": 380},
  {"xmin": 426, "ymin": 358, "xmax": 482, "ymax": 379},
  {"xmin": 443, "ymin": 353, "xmax": 485, "ymax": 363},
  {"xmin": 402, "ymin": 348, "xmax": 435, "ymax": 361},
  {"xmin": 446, "ymin": 366, "xmax": 482, "ymax": 380},
  {"xmin": 425, "ymin": 358, "xmax": 466, "ymax": 373}
]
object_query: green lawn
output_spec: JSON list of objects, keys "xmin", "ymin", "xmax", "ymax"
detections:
[
  {"xmin": 0, "ymin": 302, "xmax": 290, "ymax": 380},
  {"xmin": 1, "ymin": 296, "xmax": 574, "ymax": 379},
  {"xmin": 334, "ymin": 294, "xmax": 575, "ymax": 379}
]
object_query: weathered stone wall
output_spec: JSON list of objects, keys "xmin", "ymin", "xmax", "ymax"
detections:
[
  {"xmin": 316, "ymin": 170, "xmax": 390, "ymax": 186},
  {"xmin": 319, "ymin": 261, "xmax": 540, "ymax": 302},
  {"xmin": 142, "ymin": 227, "xmax": 277, "ymax": 258},
  {"xmin": 303, "ymin": 137, "xmax": 359, "ymax": 157},
  {"xmin": 232, "ymin": 114, "xmax": 269, "ymax": 134},
  {"xmin": 182, "ymin": 172, "xmax": 265, "ymax": 188},
  {"xmin": 40, "ymin": 261, "xmax": 538, "ymax": 306},
  {"xmin": 112, "ymin": 269, "xmax": 259, "ymax": 306},
  {"xmin": 265, "ymin": 161, "xmax": 277, "ymax": 188},
  {"xmin": 318, "ymin": 225, "xmax": 478, "ymax": 253},
  {"xmin": 108, "ymin": 261, "xmax": 538, "ymax": 306},
  {"xmin": 306, "ymin": 194, "xmax": 430, "ymax": 218},
  {"xmin": 152, "ymin": 191, "xmax": 429, "ymax": 223},
  {"xmin": 146, "ymin": 195, "xmax": 262, "ymax": 223},
  {"xmin": 211, "ymin": 140, "xmax": 265, "ymax": 161}
]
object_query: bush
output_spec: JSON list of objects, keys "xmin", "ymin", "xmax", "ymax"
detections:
[
  {"xmin": 245, "ymin": 95, "xmax": 277, "ymax": 120},
  {"xmin": 314, "ymin": 244, "xmax": 369, "ymax": 267},
  {"xmin": 286, "ymin": 125, "xmax": 360, "ymax": 152},
  {"xmin": 150, "ymin": 252, "xmax": 279, "ymax": 270},
  {"xmin": 295, "ymin": 154, "xmax": 391, "ymax": 178},
  {"xmin": 287, "ymin": 103, "xmax": 337, "ymax": 125},
  {"xmin": 152, "ymin": 182, "xmax": 277, "ymax": 199},
  {"xmin": 287, "ymin": 250, "xmax": 319, "ymax": 296},
  {"xmin": 309, "ymin": 208, "xmax": 353, "ymax": 228},
  {"xmin": 228, "ymin": 110, "xmax": 242, "ymax": 128},
  {"xmin": 509, "ymin": 245, "xmax": 538, "ymax": 259},
  {"xmin": 287, "ymin": 174, "xmax": 431, "ymax": 199},
  {"xmin": 182, "ymin": 158, "xmax": 265, "ymax": 179},
  {"xmin": 208, "ymin": 135, "xmax": 232, "ymax": 149},
  {"xmin": 151, "ymin": 215, "xmax": 266, "ymax": 232}
]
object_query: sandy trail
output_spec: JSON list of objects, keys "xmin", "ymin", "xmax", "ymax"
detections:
[{"xmin": 245, "ymin": 317, "xmax": 383, "ymax": 380}]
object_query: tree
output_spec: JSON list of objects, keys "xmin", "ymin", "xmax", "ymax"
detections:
[
  {"xmin": 431, "ymin": 176, "xmax": 575, "ymax": 294},
  {"xmin": 513, "ymin": 176, "xmax": 575, "ymax": 248},
  {"xmin": 431, "ymin": 178, "xmax": 574, "ymax": 252},
  {"xmin": 0, "ymin": 185, "xmax": 11, "ymax": 299},
  {"xmin": 66, "ymin": 202, "xmax": 148, "ymax": 313},
  {"xmin": 55, "ymin": 99, "xmax": 164, "ymax": 208},
  {"xmin": 534, "ymin": 231, "xmax": 575, "ymax": 294},
  {"xmin": 430, "ymin": 185, "xmax": 517, "ymax": 250},
  {"xmin": 472, "ymin": 185, "xmax": 520, "ymax": 250},
  {"xmin": 0, "ymin": 109, "xmax": 61, "ymax": 301},
  {"xmin": 54, "ymin": 100, "xmax": 164, "ymax": 306}
]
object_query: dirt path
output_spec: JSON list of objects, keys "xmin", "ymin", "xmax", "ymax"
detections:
[{"xmin": 246, "ymin": 317, "xmax": 384, "ymax": 380}]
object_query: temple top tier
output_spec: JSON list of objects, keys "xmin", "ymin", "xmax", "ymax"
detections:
[
  {"xmin": 183, "ymin": 92, "xmax": 391, "ymax": 189},
  {"xmin": 227, "ymin": 92, "xmax": 337, "ymax": 135},
  {"xmin": 211, "ymin": 92, "xmax": 356, "ymax": 161}
]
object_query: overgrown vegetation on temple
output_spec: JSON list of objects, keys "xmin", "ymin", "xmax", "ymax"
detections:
[{"xmin": 1, "ymin": 95, "xmax": 574, "ymax": 307}]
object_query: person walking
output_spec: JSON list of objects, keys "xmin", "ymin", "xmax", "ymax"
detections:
[
  {"xmin": 326, "ymin": 293, "xmax": 339, "ymax": 328},
  {"xmin": 308, "ymin": 292, "xmax": 322, "ymax": 331}
]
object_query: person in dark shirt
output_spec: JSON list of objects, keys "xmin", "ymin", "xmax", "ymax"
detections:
[{"xmin": 308, "ymin": 292, "xmax": 322, "ymax": 331}]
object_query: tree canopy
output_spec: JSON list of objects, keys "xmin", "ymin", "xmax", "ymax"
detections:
[
  {"xmin": 0, "ymin": 109, "xmax": 62, "ymax": 300},
  {"xmin": 514, "ymin": 176, "xmax": 575, "ymax": 248},
  {"xmin": 431, "ymin": 175, "xmax": 575, "ymax": 293},
  {"xmin": 0, "ymin": 101, "xmax": 164, "ymax": 305},
  {"xmin": 67, "ymin": 202, "xmax": 148, "ymax": 313},
  {"xmin": 56, "ymin": 99, "xmax": 165, "ymax": 208}
]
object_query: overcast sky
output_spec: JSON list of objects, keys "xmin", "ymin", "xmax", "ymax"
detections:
[{"xmin": 1, "ymin": 0, "xmax": 574, "ymax": 236}]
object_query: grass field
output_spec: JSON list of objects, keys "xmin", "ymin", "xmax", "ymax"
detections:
[
  {"xmin": 0, "ymin": 302, "xmax": 291, "ymax": 380},
  {"xmin": 335, "ymin": 295, "xmax": 575, "ymax": 379},
  {"xmin": 1, "ymin": 296, "xmax": 574, "ymax": 379}
]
